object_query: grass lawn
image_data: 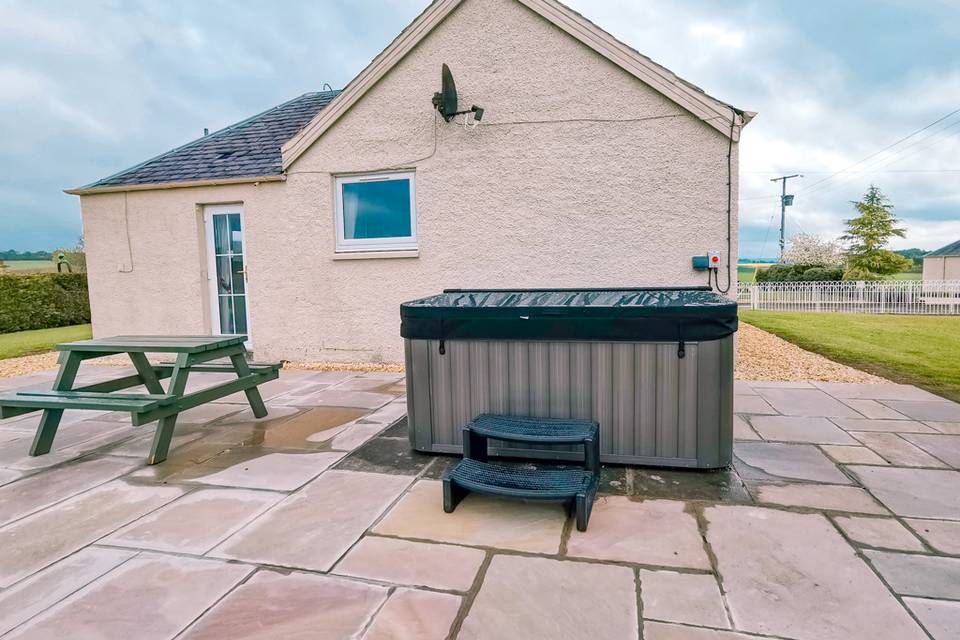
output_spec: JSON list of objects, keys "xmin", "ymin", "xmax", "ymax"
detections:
[
  {"xmin": 0, "ymin": 259, "xmax": 56, "ymax": 273},
  {"xmin": 0, "ymin": 324, "xmax": 92, "ymax": 360},
  {"xmin": 740, "ymin": 311, "xmax": 960, "ymax": 402}
]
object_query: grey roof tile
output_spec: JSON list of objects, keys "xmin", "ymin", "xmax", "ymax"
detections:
[
  {"xmin": 83, "ymin": 90, "xmax": 339, "ymax": 190},
  {"xmin": 928, "ymin": 239, "xmax": 960, "ymax": 257}
]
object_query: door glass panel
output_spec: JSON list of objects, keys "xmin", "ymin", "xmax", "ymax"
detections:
[
  {"xmin": 216, "ymin": 256, "xmax": 233, "ymax": 294},
  {"xmin": 213, "ymin": 215, "xmax": 231, "ymax": 254},
  {"xmin": 218, "ymin": 295, "xmax": 235, "ymax": 333},
  {"xmin": 210, "ymin": 211, "xmax": 248, "ymax": 337},
  {"xmin": 230, "ymin": 255, "xmax": 245, "ymax": 294},
  {"xmin": 233, "ymin": 296, "xmax": 248, "ymax": 334},
  {"xmin": 229, "ymin": 214, "xmax": 243, "ymax": 253}
]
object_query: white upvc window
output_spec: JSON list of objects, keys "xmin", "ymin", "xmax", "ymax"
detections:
[{"xmin": 334, "ymin": 171, "xmax": 417, "ymax": 252}]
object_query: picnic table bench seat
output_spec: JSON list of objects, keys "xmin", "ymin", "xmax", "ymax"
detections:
[{"xmin": 0, "ymin": 335, "xmax": 280, "ymax": 465}]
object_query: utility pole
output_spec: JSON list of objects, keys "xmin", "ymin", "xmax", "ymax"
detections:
[{"xmin": 770, "ymin": 174, "xmax": 803, "ymax": 262}]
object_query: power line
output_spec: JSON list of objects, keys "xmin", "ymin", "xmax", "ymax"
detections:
[{"xmin": 798, "ymin": 106, "xmax": 960, "ymax": 193}]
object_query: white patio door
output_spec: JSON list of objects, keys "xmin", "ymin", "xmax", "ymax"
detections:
[{"xmin": 204, "ymin": 204, "xmax": 250, "ymax": 340}]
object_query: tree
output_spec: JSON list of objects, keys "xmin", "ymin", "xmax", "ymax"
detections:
[
  {"xmin": 841, "ymin": 185, "xmax": 911, "ymax": 278},
  {"xmin": 783, "ymin": 233, "xmax": 844, "ymax": 267}
]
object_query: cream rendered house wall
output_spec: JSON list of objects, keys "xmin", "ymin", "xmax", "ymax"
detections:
[{"xmin": 79, "ymin": 0, "xmax": 740, "ymax": 363}]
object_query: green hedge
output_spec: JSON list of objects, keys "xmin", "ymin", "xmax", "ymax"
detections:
[
  {"xmin": 0, "ymin": 273, "xmax": 91, "ymax": 333},
  {"xmin": 755, "ymin": 264, "xmax": 844, "ymax": 283}
]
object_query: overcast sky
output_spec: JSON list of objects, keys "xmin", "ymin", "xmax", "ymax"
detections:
[{"xmin": 1, "ymin": 0, "xmax": 958, "ymax": 258}]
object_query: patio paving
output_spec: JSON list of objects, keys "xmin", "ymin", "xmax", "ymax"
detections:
[{"xmin": 0, "ymin": 367, "xmax": 957, "ymax": 639}]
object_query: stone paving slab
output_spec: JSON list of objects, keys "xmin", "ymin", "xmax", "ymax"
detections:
[
  {"xmin": 733, "ymin": 395, "xmax": 777, "ymax": 415},
  {"xmin": 566, "ymin": 497, "xmax": 711, "ymax": 569},
  {"xmin": 819, "ymin": 445, "xmax": 887, "ymax": 465},
  {"xmin": 334, "ymin": 535, "xmax": 485, "ymax": 592},
  {"xmin": 362, "ymin": 588, "xmax": 461, "ymax": 640},
  {"xmin": 903, "ymin": 518, "xmax": 960, "ymax": 554},
  {"xmin": 849, "ymin": 466, "xmax": 960, "ymax": 519},
  {"xmin": 748, "ymin": 482, "xmax": 887, "ymax": 514},
  {"xmin": 900, "ymin": 433, "xmax": 960, "ymax": 467},
  {"xmin": 0, "ymin": 481, "xmax": 183, "ymax": 588},
  {"xmin": 191, "ymin": 451, "xmax": 346, "ymax": 491},
  {"xmin": 927, "ymin": 421, "xmax": 960, "ymax": 435},
  {"xmin": 837, "ymin": 398, "xmax": 909, "ymax": 420},
  {"xmin": 639, "ymin": 569, "xmax": 729, "ymax": 628},
  {"xmin": 0, "ymin": 456, "xmax": 136, "ymax": 527},
  {"xmin": 812, "ymin": 382, "xmax": 940, "ymax": 401},
  {"xmin": 6, "ymin": 553, "xmax": 253, "ymax": 640},
  {"xmin": 0, "ymin": 547, "xmax": 135, "ymax": 637},
  {"xmin": 849, "ymin": 432, "xmax": 949, "ymax": 468},
  {"xmin": 705, "ymin": 505, "xmax": 928, "ymax": 640},
  {"xmin": 643, "ymin": 621, "xmax": 782, "ymax": 640},
  {"xmin": 212, "ymin": 470, "xmax": 411, "ymax": 572},
  {"xmin": 865, "ymin": 550, "xmax": 960, "ymax": 599},
  {"xmin": 102, "ymin": 488, "xmax": 284, "ymax": 554},
  {"xmin": 880, "ymin": 400, "xmax": 960, "ymax": 422},
  {"xmin": 373, "ymin": 480, "xmax": 566, "ymax": 554},
  {"xmin": 179, "ymin": 570, "xmax": 388, "ymax": 640},
  {"xmin": 748, "ymin": 416, "xmax": 857, "ymax": 444},
  {"xmin": 829, "ymin": 417, "xmax": 936, "ymax": 433},
  {"xmin": 755, "ymin": 388, "xmax": 861, "ymax": 418},
  {"xmin": 458, "ymin": 555, "xmax": 639, "ymax": 640},
  {"xmin": 832, "ymin": 515, "xmax": 924, "ymax": 551},
  {"xmin": 732, "ymin": 414, "xmax": 761, "ymax": 441},
  {"xmin": 903, "ymin": 598, "xmax": 960, "ymax": 640},
  {"xmin": 735, "ymin": 442, "xmax": 850, "ymax": 484}
]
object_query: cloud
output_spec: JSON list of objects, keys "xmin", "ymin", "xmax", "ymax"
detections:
[{"xmin": 0, "ymin": 0, "xmax": 956, "ymax": 257}]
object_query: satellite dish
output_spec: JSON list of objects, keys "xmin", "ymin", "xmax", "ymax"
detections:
[{"xmin": 432, "ymin": 63, "xmax": 484, "ymax": 123}]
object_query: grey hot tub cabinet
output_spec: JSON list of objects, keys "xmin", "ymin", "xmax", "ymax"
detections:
[{"xmin": 400, "ymin": 288, "xmax": 737, "ymax": 469}]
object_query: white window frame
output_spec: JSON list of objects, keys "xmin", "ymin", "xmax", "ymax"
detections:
[{"xmin": 334, "ymin": 171, "xmax": 417, "ymax": 252}]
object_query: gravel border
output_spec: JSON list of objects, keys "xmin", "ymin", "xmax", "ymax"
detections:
[{"xmin": 0, "ymin": 326, "xmax": 882, "ymax": 383}]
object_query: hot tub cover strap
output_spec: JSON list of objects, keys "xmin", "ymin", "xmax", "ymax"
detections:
[{"xmin": 400, "ymin": 288, "xmax": 738, "ymax": 343}]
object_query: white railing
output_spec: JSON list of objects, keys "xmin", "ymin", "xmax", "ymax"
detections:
[{"xmin": 737, "ymin": 280, "xmax": 960, "ymax": 314}]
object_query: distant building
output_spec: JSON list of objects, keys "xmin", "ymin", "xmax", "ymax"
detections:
[{"xmin": 923, "ymin": 239, "xmax": 960, "ymax": 280}]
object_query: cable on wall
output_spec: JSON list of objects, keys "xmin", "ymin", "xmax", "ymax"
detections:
[{"xmin": 710, "ymin": 108, "xmax": 736, "ymax": 295}]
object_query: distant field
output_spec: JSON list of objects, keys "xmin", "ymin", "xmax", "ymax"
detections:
[{"xmin": 0, "ymin": 260, "xmax": 56, "ymax": 273}]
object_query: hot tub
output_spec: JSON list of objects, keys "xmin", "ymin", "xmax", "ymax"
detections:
[{"xmin": 400, "ymin": 287, "xmax": 737, "ymax": 468}]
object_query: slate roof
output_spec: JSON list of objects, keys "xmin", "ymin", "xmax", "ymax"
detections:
[
  {"xmin": 928, "ymin": 239, "xmax": 960, "ymax": 257},
  {"xmin": 77, "ymin": 90, "xmax": 339, "ymax": 191}
]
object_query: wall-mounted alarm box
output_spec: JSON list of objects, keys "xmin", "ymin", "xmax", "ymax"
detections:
[{"xmin": 692, "ymin": 253, "xmax": 721, "ymax": 270}]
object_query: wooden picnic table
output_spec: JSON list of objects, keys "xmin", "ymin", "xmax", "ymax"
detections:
[{"xmin": 0, "ymin": 335, "xmax": 280, "ymax": 465}]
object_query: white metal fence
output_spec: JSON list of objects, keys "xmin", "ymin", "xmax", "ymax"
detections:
[{"xmin": 737, "ymin": 280, "xmax": 960, "ymax": 315}]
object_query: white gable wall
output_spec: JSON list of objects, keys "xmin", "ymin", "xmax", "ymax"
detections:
[{"xmin": 79, "ymin": 0, "xmax": 740, "ymax": 363}]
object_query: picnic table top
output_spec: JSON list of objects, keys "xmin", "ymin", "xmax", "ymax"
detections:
[{"xmin": 56, "ymin": 335, "xmax": 247, "ymax": 354}]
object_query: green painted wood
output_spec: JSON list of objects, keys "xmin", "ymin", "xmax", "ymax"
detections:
[
  {"xmin": 17, "ymin": 391, "xmax": 175, "ymax": 404},
  {"xmin": 156, "ymin": 361, "xmax": 281, "ymax": 373},
  {"xmin": 129, "ymin": 352, "xmax": 166, "ymax": 394},
  {"xmin": 57, "ymin": 335, "xmax": 246, "ymax": 354},
  {"xmin": 74, "ymin": 369, "xmax": 173, "ymax": 394},
  {"xmin": 132, "ymin": 369, "xmax": 278, "ymax": 427},
  {"xmin": 230, "ymin": 352, "xmax": 268, "ymax": 418},
  {"xmin": 2, "ymin": 394, "xmax": 169, "ymax": 412},
  {"xmin": 29, "ymin": 351, "xmax": 81, "ymax": 456},
  {"xmin": 148, "ymin": 353, "xmax": 190, "ymax": 465}
]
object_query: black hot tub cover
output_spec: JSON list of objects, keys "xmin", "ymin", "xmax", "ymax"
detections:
[{"xmin": 400, "ymin": 287, "xmax": 738, "ymax": 343}]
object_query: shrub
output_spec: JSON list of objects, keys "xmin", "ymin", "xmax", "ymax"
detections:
[
  {"xmin": 756, "ymin": 264, "xmax": 843, "ymax": 283},
  {"xmin": 0, "ymin": 273, "xmax": 90, "ymax": 333},
  {"xmin": 799, "ymin": 267, "xmax": 843, "ymax": 282},
  {"xmin": 842, "ymin": 266, "xmax": 882, "ymax": 281}
]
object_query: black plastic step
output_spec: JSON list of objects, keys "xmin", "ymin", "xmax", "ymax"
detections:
[
  {"xmin": 467, "ymin": 414, "xmax": 598, "ymax": 444},
  {"xmin": 446, "ymin": 459, "xmax": 594, "ymax": 500}
]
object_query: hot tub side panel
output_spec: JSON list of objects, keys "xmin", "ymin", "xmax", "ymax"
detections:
[{"xmin": 404, "ymin": 337, "xmax": 733, "ymax": 468}]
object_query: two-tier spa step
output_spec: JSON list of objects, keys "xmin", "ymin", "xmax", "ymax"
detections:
[{"xmin": 442, "ymin": 414, "xmax": 600, "ymax": 531}]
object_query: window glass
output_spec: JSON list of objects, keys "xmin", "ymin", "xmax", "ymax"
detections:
[{"xmin": 336, "ymin": 172, "xmax": 415, "ymax": 251}]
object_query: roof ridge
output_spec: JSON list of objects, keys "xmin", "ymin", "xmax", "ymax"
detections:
[{"xmin": 76, "ymin": 90, "xmax": 339, "ymax": 191}]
